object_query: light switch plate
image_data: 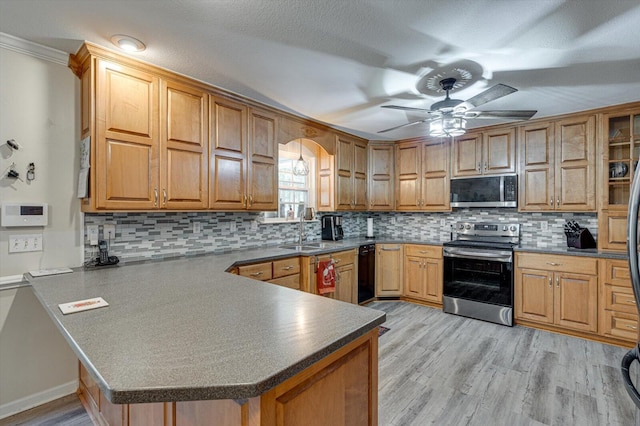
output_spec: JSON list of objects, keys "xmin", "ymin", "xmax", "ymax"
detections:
[
  {"xmin": 192, "ymin": 221, "xmax": 201, "ymax": 234},
  {"xmin": 103, "ymin": 224, "xmax": 116, "ymax": 240},
  {"xmin": 87, "ymin": 225, "xmax": 99, "ymax": 245},
  {"xmin": 9, "ymin": 233, "xmax": 43, "ymax": 253},
  {"xmin": 229, "ymin": 221, "xmax": 237, "ymax": 232}
]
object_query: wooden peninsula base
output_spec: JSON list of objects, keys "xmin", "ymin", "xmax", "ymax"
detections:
[{"xmin": 78, "ymin": 329, "xmax": 378, "ymax": 426}]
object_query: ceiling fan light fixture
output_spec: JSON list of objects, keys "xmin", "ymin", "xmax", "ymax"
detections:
[
  {"xmin": 429, "ymin": 117, "xmax": 466, "ymax": 137},
  {"xmin": 111, "ymin": 34, "xmax": 146, "ymax": 52}
]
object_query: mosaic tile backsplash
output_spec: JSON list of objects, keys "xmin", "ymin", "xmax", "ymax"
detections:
[{"xmin": 84, "ymin": 210, "xmax": 598, "ymax": 263}]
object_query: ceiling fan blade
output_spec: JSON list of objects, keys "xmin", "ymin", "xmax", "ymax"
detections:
[
  {"xmin": 469, "ymin": 110, "xmax": 538, "ymax": 120},
  {"xmin": 464, "ymin": 84, "xmax": 518, "ymax": 108},
  {"xmin": 382, "ymin": 105, "xmax": 435, "ymax": 113},
  {"xmin": 378, "ymin": 119, "xmax": 429, "ymax": 134}
]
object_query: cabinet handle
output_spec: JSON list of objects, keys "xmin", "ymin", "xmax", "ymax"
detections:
[
  {"xmin": 244, "ymin": 194, "xmax": 247, "ymax": 206},
  {"xmin": 249, "ymin": 195, "xmax": 253, "ymax": 206},
  {"xmin": 548, "ymin": 277, "xmax": 552, "ymax": 287},
  {"xmin": 556, "ymin": 276, "xmax": 559, "ymax": 287},
  {"xmin": 546, "ymin": 262, "xmax": 561, "ymax": 266},
  {"xmin": 163, "ymin": 189, "xmax": 167, "ymax": 206},
  {"xmin": 550, "ymin": 198, "xmax": 554, "ymax": 206},
  {"xmin": 484, "ymin": 161, "xmax": 488, "ymax": 171},
  {"xmin": 333, "ymin": 258, "xmax": 342, "ymax": 264},
  {"xmin": 557, "ymin": 196, "xmax": 560, "ymax": 206},
  {"xmin": 477, "ymin": 162, "xmax": 481, "ymax": 172},
  {"xmin": 154, "ymin": 188, "xmax": 158, "ymax": 207},
  {"xmin": 250, "ymin": 272, "xmax": 263, "ymax": 277},
  {"xmin": 418, "ymin": 250, "xmax": 430, "ymax": 254},
  {"xmin": 282, "ymin": 266, "xmax": 294, "ymax": 270},
  {"xmin": 626, "ymin": 325, "xmax": 638, "ymax": 330},
  {"xmin": 381, "ymin": 247, "xmax": 401, "ymax": 251},
  {"xmin": 625, "ymin": 299, "xmax": 636, "ymax": 304}
]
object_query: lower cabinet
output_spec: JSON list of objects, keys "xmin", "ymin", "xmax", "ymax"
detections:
[
  {"xmin": 515, "ymin": 253, "xmax": 598, "ymax": 333},
  {"xmin": 302, "ymin": 249, "xmax": 358, "ymax": 304},
  {"xmin": 599, "ymin": 258, "xmax": 638, "ymax": 343},
  {"xmin": 235, "ymin": 256, "xmax": 300, "ymax": 290},
  {"xmin": 403, "ymin": 244, "xmax": 443, "ymax": 305},
  {"xmin": 375, "ymin": 244, "xmax": 403, "ymax": 297}
]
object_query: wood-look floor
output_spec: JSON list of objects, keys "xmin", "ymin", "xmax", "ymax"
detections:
[{"xmin": 3, "ymin": 301, "xmax": 637, "ymax": 425}]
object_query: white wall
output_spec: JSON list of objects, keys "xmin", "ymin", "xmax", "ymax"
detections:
[{"xmin": 0, "ymin": 36, "xmax": 82, "ymax": 418}]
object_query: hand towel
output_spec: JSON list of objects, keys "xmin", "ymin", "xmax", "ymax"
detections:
[{"xmin": 317, "ymin": 259, "xmax": 336, "ymax": 294}]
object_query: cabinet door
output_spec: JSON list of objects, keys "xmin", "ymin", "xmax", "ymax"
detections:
[
  {"xmin": 515, "ymin": 268, "xmax": 554, "ymax": 324},
  {"xmin": 518, "ymin": 122, "xmax": 555, "ymax": 211},
  {"xmin": 422, "ymin": 140, "xmax": 450, "ymax": 211},
  {"xmin": 598, "ymin": 210, "xmax": 627, "ymax": 251},
  {"xmin": 376, "ymin": 244, "xmax": 403, "ymax": 296},
  {"xmin": 368, "ymin": 143, "xmax": 394, "ymax": 211},
  {"xmin": 96, "ymin": 59, "xmax": 159, "ymax": 209},
  {"xmin": 395, "ymin": 142, "xmax": 421, "ymax": 210},
  {"xmin": 452, "ymin": 133, "xmax": 482, "ymax": 177},
  {"xmin": 209, "ymin": 96, "xmax": 248, "ymax": 209},
  {"xmin": 423, "ymin": 257, "xmax": 443, "ymax": 304},
  {"xmin": 336, "ymin": 262, "xmax": 356, "ymax": 304},
  {"xmin": 247, "ymin": 107, "xmax": 278, "ymax": 211},
  {"xmin": 483, "ymin": 128, "xmax": 516, "ymax": 175},
  {"xmin": 335, "ymin": 136, "xmax": 354, "ymax": 210},
  {"xmin": 555, "ymin": 115, "xmax": 596, "ymax": 211},
  {"xmin": 161, "ymin": 79, "xmax": 208, "ymax": 209},
  {"xmin": 403, "ymin": 255, "xmax": 424, "ymax": 299},
  {"xmin": 353, "ymin": 140, "xmax": 368, "ymax": 210},
  {"xmin": 555, "ymin": 272, "xmax": 598, "ymax": 332},
  {"xmin": 317, "ymin": 148, "xmax": 335, "ymax": 211}
]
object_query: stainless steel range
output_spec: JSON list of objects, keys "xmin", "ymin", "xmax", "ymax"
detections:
[{"xmin": 443, "ymin": 222, "xmax": 520, "ymax": 326}]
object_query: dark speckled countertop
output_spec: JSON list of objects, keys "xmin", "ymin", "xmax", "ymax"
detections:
[{"xmin": 27, "ymin": 249, "xmax": 386, "ymax": 404}]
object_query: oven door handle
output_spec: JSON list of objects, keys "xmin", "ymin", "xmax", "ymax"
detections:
[{"xmin": 443, "ymin": 248, "xmax": 512, "ymax": 263}]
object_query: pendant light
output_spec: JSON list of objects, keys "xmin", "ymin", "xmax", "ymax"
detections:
[{"xmin": 293, "ymin": 139, "xmax": 309, "ymax": 176}]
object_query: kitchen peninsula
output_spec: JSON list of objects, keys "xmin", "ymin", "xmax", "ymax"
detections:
[{"xmin": 28, "ymin": 246, "xmax": 385, "ymax": 426}]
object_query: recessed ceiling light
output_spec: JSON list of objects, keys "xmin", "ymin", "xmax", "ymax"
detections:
[{"xmin": 110, "ymin": 34, "xmax": 146, "ymax": 52}]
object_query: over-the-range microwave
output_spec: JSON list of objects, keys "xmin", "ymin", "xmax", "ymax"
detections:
[{"xmin": 450, "ymin": 174, "xmax": 517, "ymax": 208}]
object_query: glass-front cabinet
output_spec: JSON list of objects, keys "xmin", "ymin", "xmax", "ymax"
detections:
[{"xmin": 599, "ymin": 107, "xmax": 640, "ymax": 251}]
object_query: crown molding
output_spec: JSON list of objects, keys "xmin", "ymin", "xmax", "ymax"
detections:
[{"xmin": 0, "ymin": 32, "xmax": 68, "ymax": 65}]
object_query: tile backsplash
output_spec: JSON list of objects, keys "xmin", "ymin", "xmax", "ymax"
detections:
[{"xmin": 84, "ymin": 210, "xmax": 597, "ymax": 263}]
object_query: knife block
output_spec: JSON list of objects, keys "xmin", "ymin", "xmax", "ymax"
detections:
[{"xmin": 566, "ymin": 228, "xmax": 596, "ymax": 249}]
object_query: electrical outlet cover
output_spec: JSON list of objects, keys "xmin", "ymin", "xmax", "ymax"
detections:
[
  {"xmin": 229, "ymin": 221, "xmax": 237, "ymax": 232},
  {"xmin": 103, "ymin": 224, "xmax": 116, "ymax": 239}
]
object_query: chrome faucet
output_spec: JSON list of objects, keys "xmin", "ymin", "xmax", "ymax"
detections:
[{"xmin": 298, "ymin": 205, "xmax": 306, "ymax": 245}]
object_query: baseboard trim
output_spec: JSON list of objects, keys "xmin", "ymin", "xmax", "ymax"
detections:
[{"xmin": 0, "ymin": 380, "xmax": 78, "ymax": 420}]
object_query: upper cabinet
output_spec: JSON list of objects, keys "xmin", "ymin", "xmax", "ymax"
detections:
[
  {"xmin": 451, "ymin": 128, "xmax": 516, "ymax": 177},
  {"xmin": 335, "ymin": 136, "xmax": 368, "ymax": 211},
  {"xmin": 367, "ymin": 142, "xmax": 395, "ymax": 211},
  {"xmin": 209, "ymin": 97, "xmax": 278, "ymax": 211},
  {"xmin": 519, "ymin": 115, "xmax": 596, "ymax": 212},
  {"xmin": 395, "ymin": 139, "xmax": 450, "ymax": 211}
]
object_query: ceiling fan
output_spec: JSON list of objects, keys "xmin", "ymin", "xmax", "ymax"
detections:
[{"xmin": 378, "ymin": 77, "xmax": 537, "ymax": 135}]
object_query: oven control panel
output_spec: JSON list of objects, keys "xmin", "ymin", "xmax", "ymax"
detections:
[{"xmin": 452, "ymin": 222, "xmax": 520, "ymax": 239}]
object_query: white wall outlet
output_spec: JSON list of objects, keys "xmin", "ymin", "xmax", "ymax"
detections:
[
  {"xmin": 87, "ymin": 225, "xmax": 99, "ymax": 245},
  {"xmin": 251, "ymin": 220, "xmax": 258, "ymax": 231},
  {"xmin": 229, "ymin": 221, "xmax": 237, "ymax": 232},
  {"xmin": 541, "ymin": 221, "xmax": 548, "ymax": 231},
  {"xmin": 192, "ymin": 221, "xmax": 201, "ymax": 234},
  {"xmin": 9, "ymin": 233, "xmax": 43, "ymax": 253},
  {"xmin": 440, "ymin": 219, "xmax": 446, "ymax": 226},
  {"xmin": 390, "ymin": 216, "xmax": 396, "ymax": 225},
  {"xmin": 103, "ymin": 224, "xmax": 116, "ymax": 240}
]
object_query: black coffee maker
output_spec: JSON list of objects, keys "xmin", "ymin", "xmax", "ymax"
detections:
[{"xmin": 321, "ymin": 215, "xmax": 344, "ymax": 241}]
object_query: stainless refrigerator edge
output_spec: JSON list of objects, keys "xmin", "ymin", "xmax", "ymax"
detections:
[{"xmin": 622, "ymin": 165, "xmax": 640, "ymax": 423}]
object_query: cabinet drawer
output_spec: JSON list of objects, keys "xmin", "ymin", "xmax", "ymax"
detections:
[
  {"xmin": 604, "ymin": 285, "xmax": 637, "ymax": 314},
  {"xmin": 268, "ymin": 274, "xmax": 301, "ymax": 290},
  {"xmin": 404, "ymin": 244, "xmax": 441, "ymax": 258},
  {"xmin": 330, "ymin": 249, "xmax": 356, "ymax": 266},
  {"xmin": 272, "ymin": 257, "xmax": 300, "ymax": 278},
  {"xmin": 515, "ymin": 253, "xmax": 597, "ymax": 275},
  {"xmin": 601, "ymin": 310, "xmax": 638, "ymax": 341},
  {"xmin": 238, "ymin": 262, "xmax": 272, "ymax": 280},
  {"xmin": 601, "ymin": 259, "xmax": 631, "ymax": 287}
]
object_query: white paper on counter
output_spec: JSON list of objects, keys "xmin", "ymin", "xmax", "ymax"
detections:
[{"xmin": 59, "ymin": 297, "xmax": 108, "ymax": 315}]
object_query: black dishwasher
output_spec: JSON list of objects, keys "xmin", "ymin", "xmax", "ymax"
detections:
[{"xmin": 358, "ymin": 244, "xmax": 376, "ymax": 303}]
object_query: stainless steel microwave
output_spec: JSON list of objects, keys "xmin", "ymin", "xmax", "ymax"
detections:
[{"xmin": 450, "ymin": 175, "xmax": 517, "ymax": 208}]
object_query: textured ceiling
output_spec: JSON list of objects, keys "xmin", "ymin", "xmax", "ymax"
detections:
[{"xmin": 1, "ymin": 0, "xmax": 640, "ymax": 140}]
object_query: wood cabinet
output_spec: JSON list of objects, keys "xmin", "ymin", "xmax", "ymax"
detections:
[
  {"xmin": 209, "ymin": 97, "xmax": 278, "ymax": 211},
  {"xmin": 335, "ymin": 136, "xmax": 368, "ymax": 211},
  {"xmin": 375, "ymin": 244, "xmax": 403, "ymax": 297},
  {"xmin": 515, "ymin": 253, "xmax": 598, "ymax": 333},
  {"xmin": 367, "ymin": 142, "xmax": 395, "ymax": 211},
  {"xmin": 451, "ymin": 128, "xmax": 516, "ymax": 177},
  {"xmin": 519, "ymin": 116, "xmax": 596, "ymax": 212},
  {"xmin": 235, "ymin": 256, "xmax": 300, "ymax": 290},
  {"xmin": 302, "ymin": 249, "xmax": 358, "ymax": 303},
  {"xmin": 395, "ymin": 139, "xmax": 450, "ymax": 211},
  {"xmin": 78, "ymin": 328, "xmax": 378, "ymax": 426},
  {"xmin": 599, "ymin": 258, "xmax": 638, "ymax": 343},
  {"xmin": 403, "ymin": 245, "xmax": 443, "ymax": 305}
]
